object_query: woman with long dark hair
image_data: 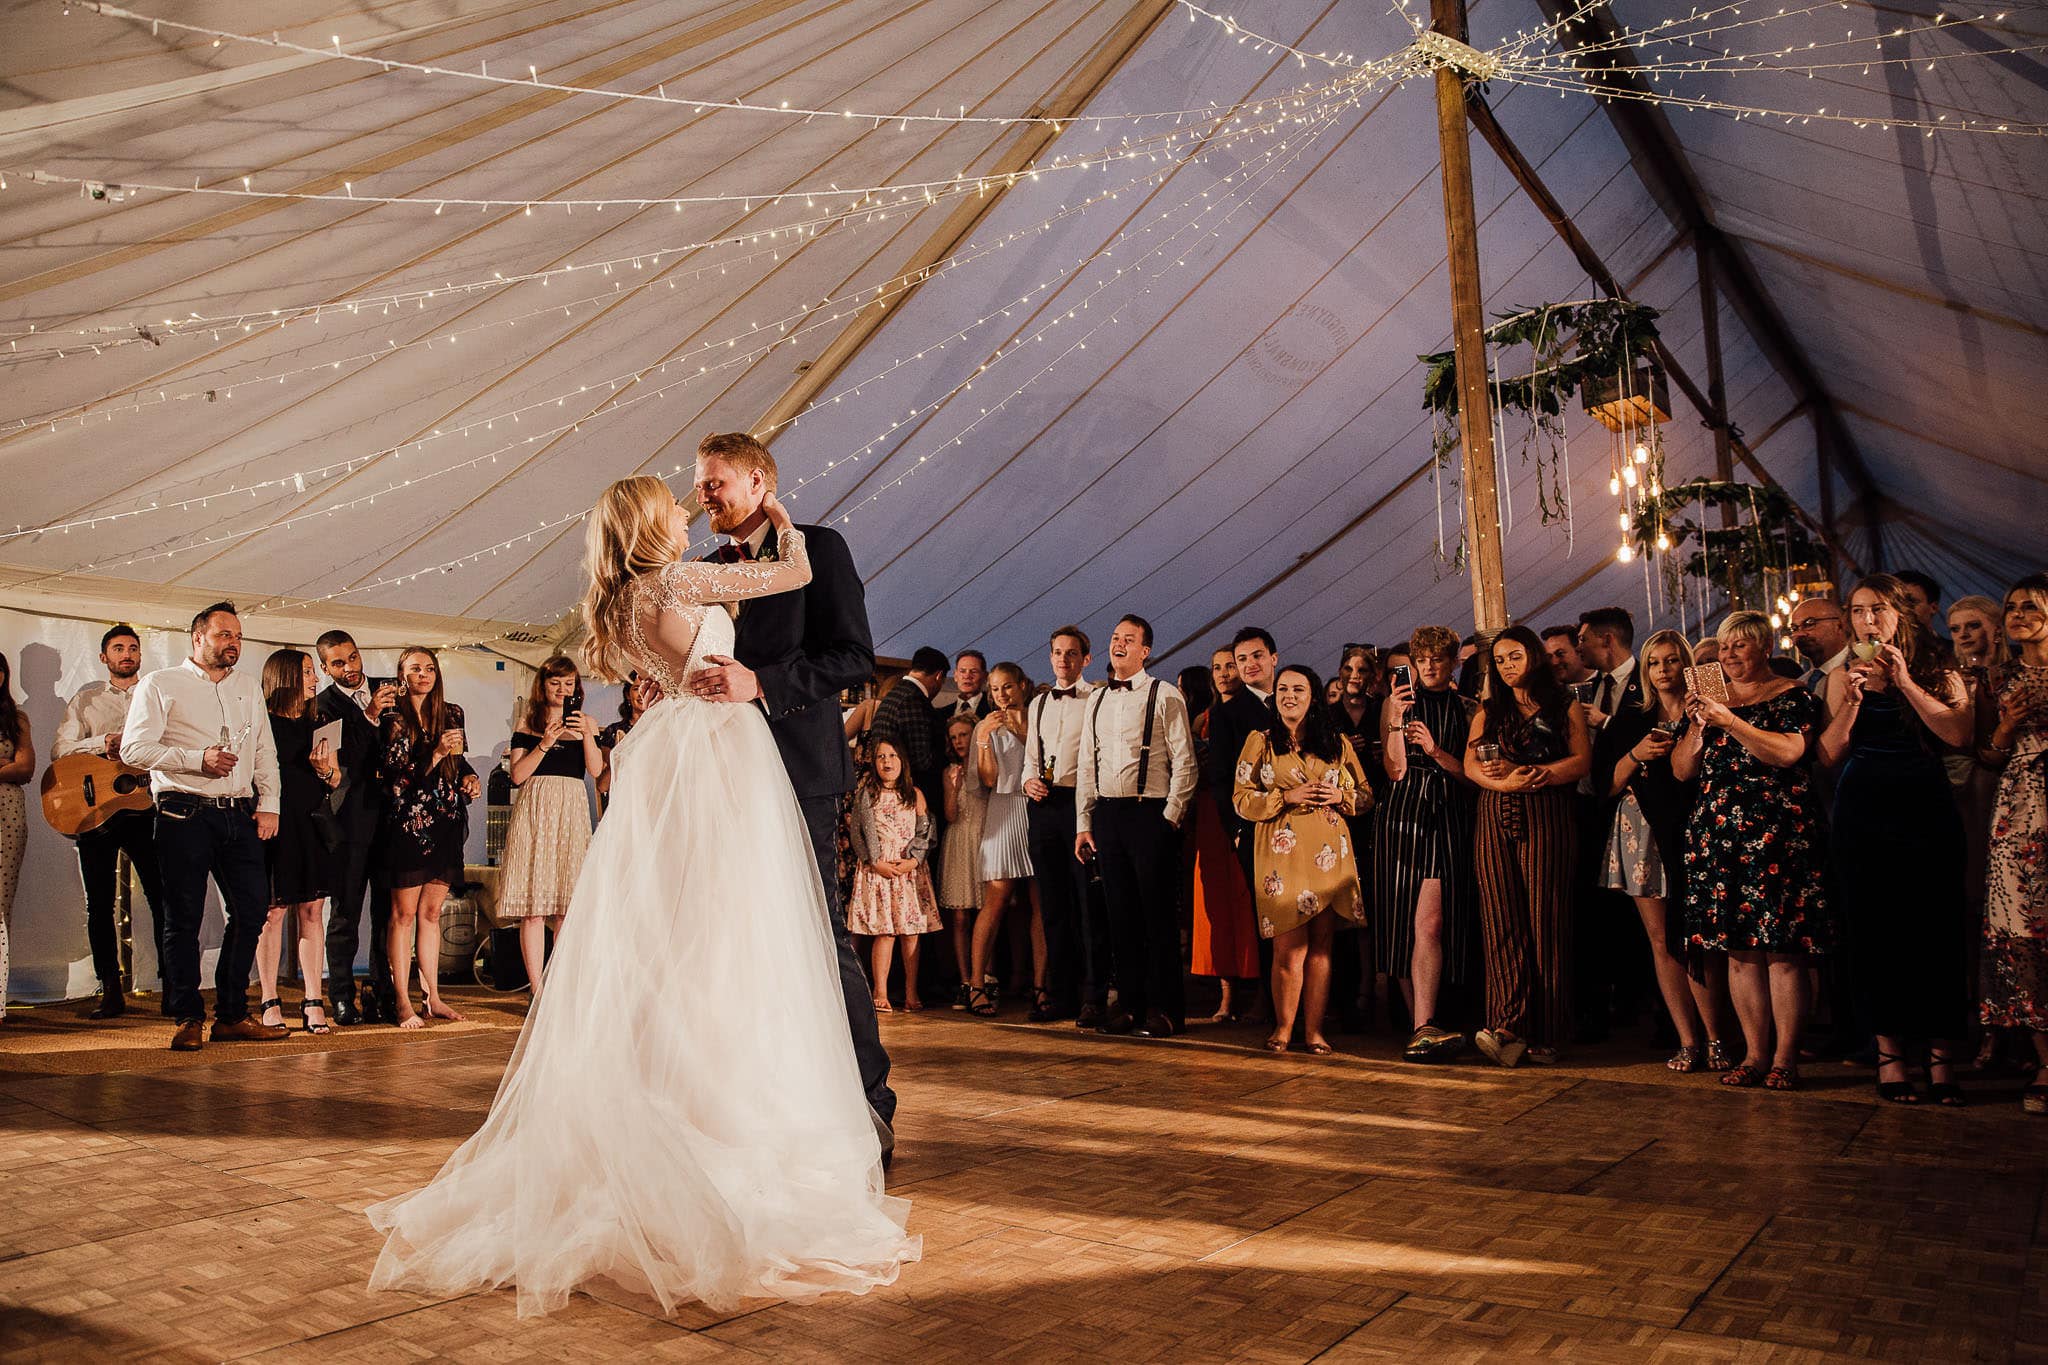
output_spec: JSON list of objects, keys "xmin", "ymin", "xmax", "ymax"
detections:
[
  {"xmin": 255, "ymin": 649, "xmax": 342, "ymax": 1033},
  {"xmin": 501, "ymin": 655, "xmax": 605, "ymax": 1001},
  {"xmin": 0, "ymin": 652, "xmax": 32, "ymax": 1023},
  {"xmin": 1820, "ymin": 574, "xmax": 1973, "ymax": 1103},
  {"xmin": 1234, "ymin": 665, "xmax": 1373, "ymax": 1054},
  {"xmin": 379, "ymin": 646, "xmax": 481, "ymax": 1028},
  {"xmin": 1465, "ymin": 625, "xmax": 1591, "ymax": 1067},
  {"xmin": 1182, "ymin": 664, "xmax": 1257, "ymax": 1022}
]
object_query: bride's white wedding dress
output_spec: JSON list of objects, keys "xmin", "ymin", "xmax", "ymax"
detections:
[{"xmin": 367, "ymin": 530, "xmax": 919, "ymax": 1318}]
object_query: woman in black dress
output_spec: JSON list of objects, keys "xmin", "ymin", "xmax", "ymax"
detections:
[
  {"xmin": 1595, "ymin": 629, "xmax": 1726, "ymax": 1072},
  {"xmin": 1819, "ymin": 574, "xmax": 1974, "ymax": 1104},
  {"xmin": 380, "ymin": 646, "xmax": 481, "ymax": 1029},
  {"xmin": 1465, "ymin": 626, "xmax": 1592, "ymax": 1067},
  {"xmin": 257, "ymin": 649, "xmax": 342, "ymax": 1033},
  {"xmin": 1373, "ymin": 626, "xmax": 1477, "ymax": 1062},
  {"xmin": 1675, "ymin": 611, "xmax": 1831, "ymax": 1092}
]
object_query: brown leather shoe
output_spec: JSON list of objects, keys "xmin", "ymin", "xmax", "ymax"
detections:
[
  {"xmin": 211, "ymin": 1017, "xmax": 289, "ymax": 1043},
  {"xmin": 170, "ymin": 1020, "xmax": 205, "ymax": 1051}
]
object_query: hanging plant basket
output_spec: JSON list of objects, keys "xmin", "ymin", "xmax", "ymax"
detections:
[
  {"xmin": 1630, "ymin": 477, "xmax": 1830, "ymax": 611},
  {"xmin": 1418, "ymin": 299, "xmax": 1663, "ymax": 532}
]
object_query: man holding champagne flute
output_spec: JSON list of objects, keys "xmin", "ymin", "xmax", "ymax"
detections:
[
  {"xmin": 121, "ymin": 602, "xmax": 283, "ymax": 1051},
  {"xmin": 315, "ymin": 630, "xmax": 400, "ymax": 1026}
]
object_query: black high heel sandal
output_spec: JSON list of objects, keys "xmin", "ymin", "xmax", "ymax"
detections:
[
  {"xmin": 1924, "ymin": 1050, "xmax": 1966, "ymax": 1107},
  {"xmin": 299, "ymin": 998, "xmax": 332, "ymax": 1035},
  {"xmin": 1874, "ymin": 1049, "xmax": 1919, "ymax": 1104},
  {"xmin": 260, "ymin": 997, "xmax": 285, "ymax": 1028},
  {"xmin": 967, "ymin": 985, "xmax": 998, "ymax": 1017}
]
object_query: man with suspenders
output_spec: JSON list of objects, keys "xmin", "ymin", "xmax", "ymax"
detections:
[
  {"xmin": 1023, "ymin": 626, "xmax": 1101, "ymax": 1024},
  {"xmin": 1074, "ymin": 615, "xmax": 1197, "ymax": 1037}
]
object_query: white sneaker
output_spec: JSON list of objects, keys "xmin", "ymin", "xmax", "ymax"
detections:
[{"xmin": 1474, "ymin": 1028, "xmax": 1526, "ymax": 1068}]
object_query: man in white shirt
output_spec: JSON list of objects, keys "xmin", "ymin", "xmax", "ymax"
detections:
[
  {"xmin": 1075, "ymin": 614, "xmax": 1198, "ymax": 1038},
  {"xmin": 1022, "ymin": 625, "xmax": 1100, "ymax": 1023},
  {"xmin": 122, "ymin": 602, "xmax": 285, "ymax": 1050},
  {"xmin": 54, "ymin": 624, "xmax": 166, "ymax": 1019}
]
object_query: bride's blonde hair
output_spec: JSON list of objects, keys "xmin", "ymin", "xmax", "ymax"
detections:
[{"xmin": 580, "ymin": 476, "xmax": 686, "ymax": 682}]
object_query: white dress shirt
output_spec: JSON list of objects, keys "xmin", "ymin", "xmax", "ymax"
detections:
[
  {"xmin": 1075, "ymin": 670, "xmax": 1197, "ymax": 832},
  {"xmin": 121, "ymin": 659, "xmax": 280, "ymax": 813},
  {"xmin": 1024, "ymin": 678, "xmax": 1093, "ymax": 787},
  {"xmin": 55, "ymin": 678, "xmax": 143, "ymax": 758}
]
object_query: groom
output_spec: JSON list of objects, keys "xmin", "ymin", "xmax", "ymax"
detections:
[{"xmin": 684, "ymin": 432, "xmax": 896, "ymax": 1156}]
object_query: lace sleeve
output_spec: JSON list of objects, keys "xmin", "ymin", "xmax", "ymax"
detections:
[{"xmin": 652, "ymin": 528, "xmax": 813, "ymax": 609}]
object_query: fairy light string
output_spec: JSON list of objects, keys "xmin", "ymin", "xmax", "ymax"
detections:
[
  {"xmin": 23, "ymin": 72, "xmax": 1368, "ymax": 580},
  {"xmin": 2, "ymin": 76, "xmax": 1377, "ymax": 543},
  {"xmin": 233, "ymin": 74, "xmax": 1352, "ymax": 620}
]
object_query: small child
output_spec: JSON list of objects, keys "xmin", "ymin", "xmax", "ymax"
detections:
[{"xmin": 846, "ymin": 739, "xmax": 939, "ymax": 1011}]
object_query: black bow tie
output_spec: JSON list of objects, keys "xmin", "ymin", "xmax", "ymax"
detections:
[
  {"xmin": 1105, "ymin": 679, "xmax": 1136, "ymax": 691},
  {"xmin": 1050, "ymin": 687, "xmax": 1079, "ymax": 699}
]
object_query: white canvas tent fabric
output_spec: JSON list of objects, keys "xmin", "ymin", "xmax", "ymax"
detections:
[{"xmin": 0, "ymin": 0, "xmax": 2041, "ymax": 676}]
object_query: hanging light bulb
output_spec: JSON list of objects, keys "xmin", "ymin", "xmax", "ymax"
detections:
[
  {"xmin": 1775, "ymin": 594, "xmax": 1791, "ymax": 614},
  {"xmin": 1608, "ymin": 475, "xmax": 1621, "ymax": 496},
  {"xmin": 1650, "ymin": 479, "xmax": 1662, "ymax": 495},
  {"xmin": 1769, "ymin": 613, "xmax": 1783, "ymax": 629},
  {"xmin": 1617, "ymin": 542, "xmax": 1635, "ymax": 563},
  {"xmin": 1617, "ymin": 511, "xmax": 1629, "ymax": 530},
  {"xmin": 1622, "ymin": 464, "xmax": 1638, "ymax": 487},
  {"xmin": 1656, "ymin": 531, "xmax": 1670, "ymax": 551},
  {"xmin": 1633, "ymin": 442, "xmax": 1649, "ymax": 463}
]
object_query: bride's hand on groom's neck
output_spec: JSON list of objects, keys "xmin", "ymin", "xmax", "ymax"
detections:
[{"xmin": 762, "ymin": 492, "xmax": 793, "ymax": 532}]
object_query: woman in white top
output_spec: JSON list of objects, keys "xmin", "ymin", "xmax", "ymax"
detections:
[{"xmin": 964, "ymin": 663, "xmax": 1041, "ymax": 1017}]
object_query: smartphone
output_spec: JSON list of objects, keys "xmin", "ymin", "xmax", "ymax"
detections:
[
  {"xmin": 562, "ymin": 695, "xmax": 582, "ymax": 722},
  {"xmin": 1683, "ymin": 663, "xmax": 1729, "ymax": 704},
  {"xmin": 1391, "ymin": 664, "xmax": 1413, "ymax": 692}
]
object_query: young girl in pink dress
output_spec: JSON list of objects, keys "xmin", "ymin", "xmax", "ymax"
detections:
[{"xmin": 847, "ymin": 739, "xmax": 938, "ymax": 1011}]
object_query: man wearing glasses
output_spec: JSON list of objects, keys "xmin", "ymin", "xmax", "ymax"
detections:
[{"xmin": 1788, "ymin": 598, "xmax": 1851, "ymax": 695}]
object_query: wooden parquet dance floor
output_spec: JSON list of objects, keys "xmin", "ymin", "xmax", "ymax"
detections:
[{"xmin": 2, "ymin": 989, "xmax": 2043, "ymax": 1362}]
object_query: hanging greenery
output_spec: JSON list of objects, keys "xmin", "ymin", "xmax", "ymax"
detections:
[
  {"xmin": 1419, "ymin": 299, "xmax": 1663, "ymax": 526},
  {"xmin": 1629, "ymin": 477, "xmax": 1827, "ymax": 609}
]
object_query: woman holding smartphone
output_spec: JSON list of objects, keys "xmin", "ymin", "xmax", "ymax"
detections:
[
  {"xmin": 1373, "ymin": 626, "xmax": 1477, "ymax": 1062},
  {"xmin": 379, "ymin": 646, "xmax": 482, "ymax": 1029},
  {"xmin": 1674, "ymin": 611, "xmax": 1830, "ymax": 1091},
  {"xmin": 1464, "ymin": 626, "xmax": 1592, "ymax": 1068},
  {"xmin": 1595, "ymin": 629, "xmax": 1727, "ymax": 1072},
  {"xmin": 502, "ymin": 655, "xmax": 607, "ymax": 1001}
]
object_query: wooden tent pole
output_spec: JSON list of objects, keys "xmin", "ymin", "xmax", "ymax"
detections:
[{"xmin": 1429, "ymin": 0, "xmax": 1508, "ymax": 634}]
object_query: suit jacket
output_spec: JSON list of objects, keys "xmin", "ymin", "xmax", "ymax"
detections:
[
  {"xmin": 314, "ymin": 683, "xmax": 385, "ymax": 839},
  {"xmin": 945, "ymin": 691, "xmax": 995, "ymax": 724},
  {"xmin": 870, "ymin": 676, "xmax": 946, "ymax": 810},
  {"xmin": 1207, "ymin": 689, "xmax": 1277, "ymax": 826},
  {"xmin": 725, "ymin": 522, "xmax": 875, "ymax": 800}
]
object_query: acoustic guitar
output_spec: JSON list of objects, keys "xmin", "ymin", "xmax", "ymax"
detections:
[{"xmin": 42, "ymin": 752, "xmax": 153, "ymax": 837}]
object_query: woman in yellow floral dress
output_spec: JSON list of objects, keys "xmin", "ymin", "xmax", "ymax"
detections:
[{"xmin": 1235, "ymin": 665, "xmax": 1373, "ymax": 1055}]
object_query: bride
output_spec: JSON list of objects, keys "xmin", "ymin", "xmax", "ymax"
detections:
[{"xmin": 367, "ymin": 476, "xmax": 919, "ymax": 1317}]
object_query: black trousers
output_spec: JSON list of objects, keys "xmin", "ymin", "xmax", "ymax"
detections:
[
  {"xmin": 154, "ymin": 800, "xmax": 269, "ymax": 1025},
  {"xmin": 323, "ymin": 826, "xmax": 393, "ymax": 1002},
  {"xmin": 1093, "ymin": 797, "xmax": 1184, "ymax": 1028},
  {"xmin": 1027, "ymin": 787, "xmax": 1110, "ymax": 1011},
  {"xmin": 799, "ymin": 794, "xmax": 896, "ymax": 1126},
  {"xmin": 75, "ymin": 808, "xmax": 165, "ymax": 997}
]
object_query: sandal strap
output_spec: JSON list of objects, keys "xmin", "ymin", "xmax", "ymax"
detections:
[
  {"xmin": 261, "ymin": 998, "xmax": 284, "ymax": 1010},
  {"xmin": 301, "ymin": 998, "xmax": 327, "ymax": 1010}
]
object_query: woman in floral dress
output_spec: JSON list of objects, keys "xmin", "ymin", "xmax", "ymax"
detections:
[
  {"xmin": 1982, "ymin": 573, "xmax": 2048, "ymax": 1115},
  {"xmin": 1234, "ymin": 665, "xmax": 1372, "ymax": 1055},
  {"xmin": 1675, "ymin": 611, "xmax": 1831, "ymax": 1091}
]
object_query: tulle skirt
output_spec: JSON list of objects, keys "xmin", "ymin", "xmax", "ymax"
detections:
[{"xmin": 367, "ymin": 695, "xmax": 920, "ymax": 1317}]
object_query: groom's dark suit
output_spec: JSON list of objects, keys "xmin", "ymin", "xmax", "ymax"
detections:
[{"xmin": 723, "ymin": 521, "xmax": 895, "ymax": 1126}]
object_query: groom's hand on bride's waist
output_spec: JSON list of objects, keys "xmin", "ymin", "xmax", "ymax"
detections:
[{"xmin": 688, "ymin": 656, "xmax": 761, "ymax": 705}]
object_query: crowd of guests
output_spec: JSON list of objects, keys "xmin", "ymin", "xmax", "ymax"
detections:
[
  {"xmin": 0, "ymin": 566, "xmax": 2042, "ymax": 1120},
  {"xmin": 0, "ymin": 605, "xmax": 588, "ymax": 1045},
  {"xmin": 824, "ymin": 568, "xmax": 2048, "ymax": 1112}
]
